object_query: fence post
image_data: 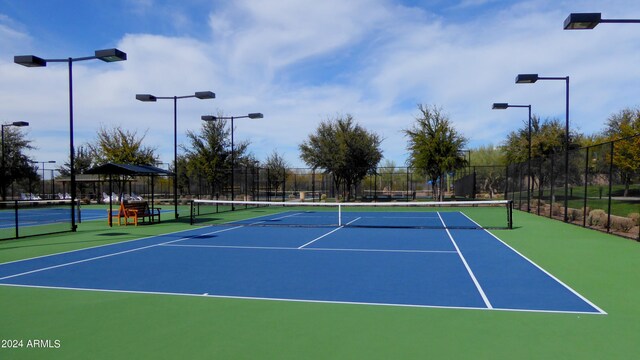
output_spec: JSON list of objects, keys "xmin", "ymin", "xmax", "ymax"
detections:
[
  {"xmin": 504, "ymin": 165, "xmax": 509, "ymax": 200},
  {"xmin": 14, "ymin": 200, "xmax": 19, "ymax": 238},
  {"xmin": 537, "ymin": 159, "xmax": 542, "ymax": 216},
  {"xmin": 312, "ymin": 169, "xmax": 315, "ymax": 203},
  {"xmin": 606, "ymin": 142, "xmax": 614, "ymax": 233},
  {"xmin": 550, "ymin": 154, "xmax": 555, "ymax": 219},
  {"xmin": 583, "ymin": 146, "xmax": 589, "ymax": 227},
  {"xmin": 282, "ymin": 170, "xmax": 286, "ymax": 203}
]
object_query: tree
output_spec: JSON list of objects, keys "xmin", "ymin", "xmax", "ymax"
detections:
[
  {"xmin": 56, "ymin": 146, "xmax": 96, "ymax": 199},
  {"xmin": 175, "ymin": 155, "xmax": 191, "ymax": 195},
  {"xmin": 84, "ymin": 125, "xmax": 158, "ymax": 197},
  {"xmin": 603, "ymin": 107, "xmax": 640, "ymax": 197},
  {"xmin": 58, "ymin": 146, "xmax": 95, "ymax": 176},
  {"xmin": 264, "ymin": 151, "xmax": 289, "ymax": 196},
  {"xmin": 502, "ymin": 116, "xmax": 584, "ymax": 193},
  {"xmin": 299, "ymin": 114, "xmax": 383, "ymax": 201},
  {"xmin": 469, "ymin": 145, "xmax": 506, "ymax": 199},
  {"xmin": 87, "ymin": 125, "xmax": 158, "ymax": 165},
  {"xmin": 0, "ymin": 126, "xmax": 37, "ymax": 200},
  {"xmin": 404, "ymin": 104, "xmax": 467, "ymax": 201},
  {"xmin": 183, "ymin": 114, "xmax": 251, "ymax": 198}
]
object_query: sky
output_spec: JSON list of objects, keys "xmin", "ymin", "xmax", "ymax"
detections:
[{"xmin": 1, "ymin": 0, "xmax": 639, "ymax": 177}]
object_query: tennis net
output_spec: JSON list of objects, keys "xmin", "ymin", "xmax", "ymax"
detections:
[
  {"xmin": 0, "ymin": 199, "xmax": 79, "ymax": 240},
  {"xmin": 190, "ymin": 199, "xmax": 513, "ymax": 230}
]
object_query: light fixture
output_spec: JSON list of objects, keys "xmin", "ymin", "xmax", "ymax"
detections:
[{"xmin": 15, "ymin": 48, "xmax": 127, "ymax": 231}]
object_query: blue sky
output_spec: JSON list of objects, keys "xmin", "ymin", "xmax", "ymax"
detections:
[{"xmin": 1, "ymin": 0, "xmax": 640, "ymax": 174}]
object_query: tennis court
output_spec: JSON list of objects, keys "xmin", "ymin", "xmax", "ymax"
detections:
[
  {"xmin": 0, "ymin": 206, "xmax": 106, "ymax": 229},
  {"xmin": 0, "ymin": 202, "xmax": 604, "ymax": 314}
]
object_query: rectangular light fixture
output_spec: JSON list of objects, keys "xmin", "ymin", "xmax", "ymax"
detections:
[
  {"xmin": 515, "ymin": 74, "xmax": 539, "ymax": 83},
  {"xmin": 492, "ymin": 103, "xmax": 509, "ymax": 109},
  {"xmin": 14, "ymin": 55, "xmax": 47, "ymax": 67},
  {"xmin": 564, "ymin": 13, "xmax": 601, "ymax": 30},
  {"xmin": 195, "ymin": 91, "xmax": 215, "ymax": 99},
  {"xmin": 136, "ymin": 94, "xmax": 157, "ymax": 102},
  {"xmin": 95, "ymin": 48, "xmax": 127, "ymax": 62}
]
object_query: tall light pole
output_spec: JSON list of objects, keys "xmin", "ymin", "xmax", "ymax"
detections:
[
  {"xmin": 515, "ymin": 74, "xmax": 570, "ymax": 221},
  {"xmin": 38, "ymin": 160, "xmax": 56, "ymax": 199},
  {"xmin": 201, "ymin": 113, "xmax": 264, "ymax": 209},
  {"xmin": 15, "ymin": 48, "xmax": 127, "ymax": 231},
  {"xmin": 492, "ymin": 103, "xmax": 532, "ymax": 212},
  {"xmin": 136, "ymin": 91, "xmax": 215, "ymax": 219},
  {"xmin": 564, "ymin": 13, "xmax": 640, "ymax": 29},
  {"xmin": 1, "ymin": 121, "xmax": 29, "ymax": 201}
]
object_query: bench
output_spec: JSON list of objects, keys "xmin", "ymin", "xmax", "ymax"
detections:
[{"xmin": 108, "ymin": 201, "xmax": 161, "ymax": 226}]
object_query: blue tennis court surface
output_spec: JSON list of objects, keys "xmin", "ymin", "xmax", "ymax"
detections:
[
  {"xmin": 0, "ymin": 211, "xmax": 605, "ymax": 314},
  {"xmin": 0, "ymin": 207, "xmax": 106, "ymax": 229}
]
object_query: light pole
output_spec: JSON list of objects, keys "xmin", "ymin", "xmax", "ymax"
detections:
[
  {"xmin": 515, "ymin": 74, "xmax": 570, "ymax": 221},
  {"xmin": 50, "ymin": 169, "xmax": 56, "ymax": 198},
  {"xmin": 493, "ymin": 103, "xmax": 532, "ymax": 212},
  {"xmin": 201, "ymin": 113, "xmax": 264, "ymax": 209},
  {"xmin": 15, "ymin": 48, "xmax": 127, "ymax": 231},
  {"xmin": 564, "ymin": 13, "xmax": 640, "ymax": 29},
  {"xmin": 1, "ymin": 121, "xmax": 29, "ymax": 201},
  {"xmin": 136, "ymin": 91, "xmax": 215, "ymax": 219},
  {"xmin": 38, "ymin": 160, "xmax": 56, "ymax": 199}
]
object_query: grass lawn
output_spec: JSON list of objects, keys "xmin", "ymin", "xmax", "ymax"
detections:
[{"xmin": 0, "ymin": 210, "xmax": 639, "ymax": 359}]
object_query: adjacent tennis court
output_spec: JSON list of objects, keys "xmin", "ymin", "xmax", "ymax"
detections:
[{"xmin": 0, "ymin": 202, "xmax": 604, "ymax": 314}]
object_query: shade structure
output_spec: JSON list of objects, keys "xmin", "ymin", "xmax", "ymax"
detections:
[
  {"xmin": 85, "ymin": 163, "xmax": 173, "ymax": 227},
  {"xmin": 85, "ymin": 163, "xmax": 173, "ymax": 176}
]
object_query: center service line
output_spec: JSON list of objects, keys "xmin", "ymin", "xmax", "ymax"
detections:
[{"xmin": 437, "ymin": 212, "xmax": 493, "ymax": 309}]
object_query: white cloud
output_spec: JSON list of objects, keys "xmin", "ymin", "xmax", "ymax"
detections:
[{"xmin": 1, "ymin": 0, "xmax": 640, "ymax": 171}]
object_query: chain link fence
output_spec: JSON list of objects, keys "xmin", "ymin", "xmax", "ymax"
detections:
[
  {"xmin": 3, "ymin": 135, "xmax": 636, "ymax": 241},
  {"xmin": 506, "ymin": 134, "xmax": 639, "ymax": 241}
]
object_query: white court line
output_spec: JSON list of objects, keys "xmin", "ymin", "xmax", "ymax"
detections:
[
  {"xmin": 297, "ymin": 227, "xmax": 344, "ymax": 249},
  {"xmin": 0, "ymin": 282, "xmax": 605, "ymax": 315},
  {"xmin": 438, "ymin": 212, "xmax": 493, "ymax": 309},
  {"xmin": 161, "ymin": 243, "xmax": 458, "ymax": 254},
  {"xmin": 458, "ymin": 212, "xmax": 607, "ymax": 315},
  {"xmin": 0, "ymin": 226, "xmax": 244, "ymax": 281},
  {"xmin": 225, "ymin": 211, "xmax": 304, "ymax": 226},
  {"xmin": 264, "ymin": 212, "xmax": 304, "ymax": 222},
  {"xmin": 0, "ymin": 225, "xmax": 217, "ymax": 266}
]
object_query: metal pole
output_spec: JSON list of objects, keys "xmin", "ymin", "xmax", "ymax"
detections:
[
  {"xmin": 504, "ymin": 165, "xmax": 509, "ymax": 200},
  {"xmin": 231, "ymin": 116, "xmax": 235, "ymax": 209},
  {"xmin": 68, "ymin": 58, "xmax": 77, "ymax": 231},
  {"xmin": 1, "ymin": 126, "xmax": 5, "ymax": 201},
  {"xmin": 563, "ymin": 77, "xmax": 570, "ymax": 222},
  {"xmin": 606, "ymin": 142, "xmax": 614, "ymax": 233},
  {"xmin": 41, "ymin": 162, "xmax": 45, "ymax": 198},
  {"xmin": 550, "ymin": 153, "xmax": 555, "ymax": 219},
  {"xmin": 583, "ymin": 146, "xmax": 589, "ymax": 227},
  {"xmin": 527, "ymin": 105, "xmax": 532, "ymax": 212},
  {"xmin": 173, "ymin": 96, "xmax": 179, "ymax": 218},
  {"xmin": 50, "ymin": 169, "xmax": 55, "ymax": 197},
  {"xmin": 538, "ymin": 158, "xmax": 543, "ymax": 216}
]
